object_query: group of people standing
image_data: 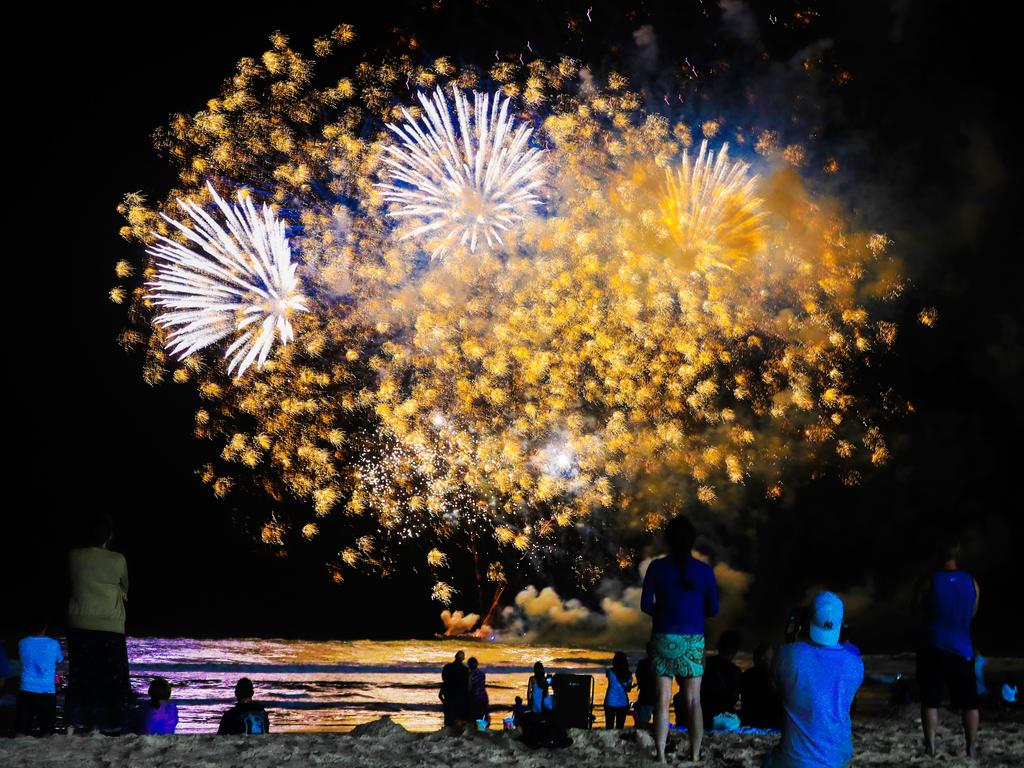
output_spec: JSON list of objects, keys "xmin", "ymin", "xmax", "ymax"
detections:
[
  {"xmin": 9, "ymin": 510, "xmax": 987, "ymax": 764},
  {"xmin": 438, "ymin": 514, "xmax": 984, "ymax": 767},
  {"xmin": 13, "ymin": 514, "xmax": 133, "ymax": 735},
  {"xmin": 438, "ymin": 650, "xmax": 489, "ymax": 726},
  {"xmin": 8, "ymin": 514, "xmax": 272, "ymax": 737},
  {"xmin": 595, "ymin": 635, "xmax": 782, "ymax": 735},
  {"xmin": 630, "ymin": 515, "xmax": 982, "ymax": 764}
]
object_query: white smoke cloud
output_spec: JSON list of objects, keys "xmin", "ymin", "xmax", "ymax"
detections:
[
  {"xmin": 439, "ymin": 609, "xmax": 480, "ymax": 636},
  {"xmin": 632, "ymin": 25, "xmax": 659, "ymax": 75},
  {"xmin": 719, "ymin": 1, "xmax": 761, "ymax": 46}
]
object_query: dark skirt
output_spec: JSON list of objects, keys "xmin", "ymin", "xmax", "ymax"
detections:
[{"xmin": 66, "ymin": 628, "xmax": 132, "ymax": 731}]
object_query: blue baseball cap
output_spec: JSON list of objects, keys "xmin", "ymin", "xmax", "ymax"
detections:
[{"xmin": 809, "ymin": 591, "xmax": 844, "ymax": 647}]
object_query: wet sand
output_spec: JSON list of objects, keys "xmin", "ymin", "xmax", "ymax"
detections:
[{"xmin": 2, "ymin": 709, "xmax": 1022, "ymax": 767}]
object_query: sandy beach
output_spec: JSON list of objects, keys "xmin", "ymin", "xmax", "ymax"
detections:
[{"xmin": 3, "ymin": 710, "xmax": 1022, "ymax": 768}]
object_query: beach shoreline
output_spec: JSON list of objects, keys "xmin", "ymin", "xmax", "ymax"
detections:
[{"xmin": 2, "ymin": 711, "xmax": 1023, "ymax": 767}]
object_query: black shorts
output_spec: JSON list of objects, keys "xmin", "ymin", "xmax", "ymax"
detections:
[{"xmin": 916, "ymin": 647, "xmax": 979, "ymax": 709}]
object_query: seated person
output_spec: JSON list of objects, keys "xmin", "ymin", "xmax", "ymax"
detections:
[
  {"xmin": 511, "ymin": 695, "xmax": 528, "ymax": 726},
  {"xmin": 740, "ymin": 643, "xmax": 783, "ymax": 729},
  {"xmin": 633, "ymin": 656, "xmax": 656, "ymax": 729},
  {"xmin": 763, "ymin": 592, "xmax": 864, "ymax": 768},
  {"xmin": 217, "ymin": 678, "xmax": 270, "ymax": 734},
  {"xmin": 129, "ymin": 677, "xmax": 178, "ymax": 735},
  {"xmin": 527, "ymin": 662, "xmax": 554, "ymax": 712},
  {"xmin": 700, "ymin": 630, "xmax": 742, "ymax": 727}
]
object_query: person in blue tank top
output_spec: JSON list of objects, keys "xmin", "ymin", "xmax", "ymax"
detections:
[
  {"xmin": 641, "ymin": 514, "xmax": 719, "ymax": 763},
  {"xmin": 914, "ymin": 537, "xmax": 980, "ymax": 757}
]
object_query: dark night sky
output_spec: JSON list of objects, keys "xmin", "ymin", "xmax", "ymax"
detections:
[{"xmin": 8, "ymin": 2, "xmax": 1021, "ymax": 654}]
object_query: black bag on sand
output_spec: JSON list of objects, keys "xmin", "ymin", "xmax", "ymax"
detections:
[{"xmin": 518, "ymin": 712, "xmax": 573, "ymax": 749}]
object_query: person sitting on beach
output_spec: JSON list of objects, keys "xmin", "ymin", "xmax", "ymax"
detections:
[
  {"xmin": 762, "ymin": 592, "xmax": 864, "ymax": 768},
  {"xmin": 511, "ymin": 695, "xmax": 528, "ymax": 726},
  {"xmin": 527, "ymin": 661, "xmax": 554, "ymax": 712},
  {"xmin": 914, "ymin": 536, "xmax": 980, "ymax": 757},
  {"xmin": 633, "ymin": 655, "xmax": 656, "ymax": 730},
  {"xmin": 698, "ymin": 630, "xmax": 741, "ymax": 728},
  {"xmin": 439, "ymin": 650, "xmax": 469, "ymax": 727},
  {"xmin": 128, "ymin": 677, "xmax": 178, "ymax": 735},
  {"xmin": 641, "ymin": 514, "xmax": 719, "ymax": 763},
  {"xmin": 467, "ymin": 656, "xmax": 489, "ymax": 725},
  {"xmin": 217, "ymin": 678, "xmax": 269, "ymax": 734},
  {"xmin": 739, "ymin": 643, "xmax": 782, "ymax": 730},
  {"xmin": 603, "ymin": 651, "xmax": 633, "ymax": 729},
  {"xmin": 15, "ymin": 613, "xmax": 63, "ymax": 736}
]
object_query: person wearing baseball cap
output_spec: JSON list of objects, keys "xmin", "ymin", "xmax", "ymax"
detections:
[{"xmin": 762, "ymin": 592, "xmax": 864, "ymax": 768}]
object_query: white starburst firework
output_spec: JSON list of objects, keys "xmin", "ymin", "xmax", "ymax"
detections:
[
  {"xmin": 146, "ymin": 182, "xmax": 308, "ymax": 377},
  {"xmin": 378, "ymin": 85, "xmax": 546, "ymax": 259}
]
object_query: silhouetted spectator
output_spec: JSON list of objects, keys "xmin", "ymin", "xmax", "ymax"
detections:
[
  {"xmin": 439, "ymin": 650, "xmax": 469, "ymax": 726},
  {"xmin": 128, "ymin": 677, "xmax": 178, "ymax": 735},
  {"xmin": 467, "ymin": 656, "xmax": 489, "ymax": 724},
  {"xmin": 633, "ymin": 656, "xmax": 656, "ymax": 729},
  {"xmin": 218, "ymin": 678, "xmax": 269, "ymax": 734},
  {"xmin": 914, "ymin": 536, "xmax": 980, "ymax": 757},
  {"xmin": 511, "ymin": 695, "xmax": 528, "ymax": 726},
  {"xmin": 641, "ymin": 514, "xmax": 719, "ymax": 763},
  {"xmin": 699, "ymin": 630, "xmax": 741, "ymax": 727},
  {"xmin": 740, "ymin": 643, "xmax": 782, "ymax": 729},
  {"xmin": 603, "ymin": 651, "xmax": 633, "ymax": 729},
  {"xmin": 528, "ymin": 661, "xmax": 554, "ymax": 712},
  {"xmin": 66, "ymin": 514, "xmax": 131, "ymax": 734}
]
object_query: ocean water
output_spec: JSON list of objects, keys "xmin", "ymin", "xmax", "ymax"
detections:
[
  {"xmin": 20, "ymin": 638, "xmax": 1014, "ymax": 734},
  {"xmin": 127, "ymin": 638, "xmax": 613, "ymax": 733}
]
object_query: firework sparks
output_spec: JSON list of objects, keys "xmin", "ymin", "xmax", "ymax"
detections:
[
  {"xmin": 660, "ymin": 140, "xmax": 766, "ymax": 271},
  {"xmin": 115, "ymin": 28, "xmax": 907, "ymax": 596},
  {"xmin": 377, "ymin": 86, "xmax": 546, "ymax": 259},
  {"xmin": 146, "ymin": 182, "xmax": 308, "ymax": 377}
]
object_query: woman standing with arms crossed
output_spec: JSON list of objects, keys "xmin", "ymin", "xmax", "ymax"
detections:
[
  {"xmin": 641, "ymin": 515, "xmax": 719, "ymax": 763},
  {"xmin": 66, "ymin": 514, "xmax": 131, "ymax": 733}
]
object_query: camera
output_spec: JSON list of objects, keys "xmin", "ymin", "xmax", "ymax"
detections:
[{"xmin": 785, "ymin": 606, "xmax": 808, "ymax": 643}]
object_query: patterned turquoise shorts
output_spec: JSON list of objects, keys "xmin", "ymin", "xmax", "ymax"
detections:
[{"xmin": 648, "ymin": 632, "xmax": 705, "ymax": 678}]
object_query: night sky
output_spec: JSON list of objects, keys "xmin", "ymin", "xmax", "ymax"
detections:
[{"xmin": 8, "ymin": 2, "xmax": 1020, "ymax": 654}]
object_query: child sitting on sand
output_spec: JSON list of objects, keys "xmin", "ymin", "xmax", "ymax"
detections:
[
  {"xmin": 217, "ymin": 678, "xmax": 270, "ymax": 734},
  {"xmin": 511, "ymin": 696, "xmax": 528, "ymax": 726},
  {"xmin": 128, "ymin": 677, "xmax": 178, "ymax": 735},
  {"xmin": 15, "ymin": 614, "xmax": 63, "ymax": 736}
]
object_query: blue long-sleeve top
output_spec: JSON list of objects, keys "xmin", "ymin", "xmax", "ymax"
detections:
[{"xmin": 641, "ymin": 555, "xmax": 719, "ymax": 636}]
